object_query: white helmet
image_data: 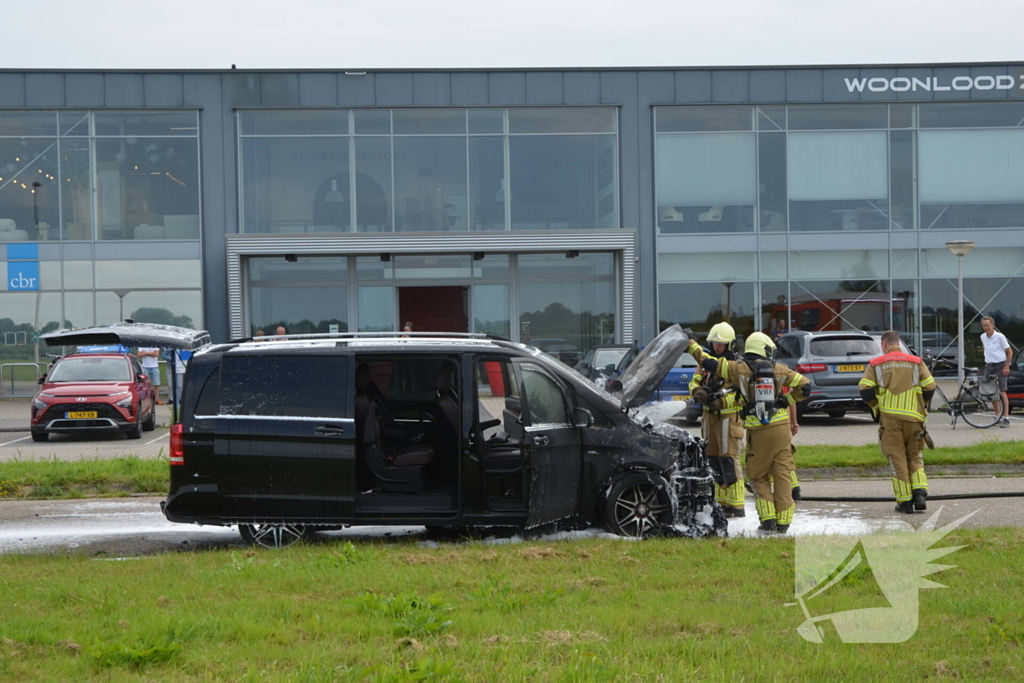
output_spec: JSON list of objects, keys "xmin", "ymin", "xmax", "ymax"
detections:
[{"xmin": 707, "ymin": 322, "xmax": 736, "ymax": 344}]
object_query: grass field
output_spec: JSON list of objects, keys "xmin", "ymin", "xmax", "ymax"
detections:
[{"xmin": 1, "ymin": 529, "xmax": 1022, "ymax": 681}]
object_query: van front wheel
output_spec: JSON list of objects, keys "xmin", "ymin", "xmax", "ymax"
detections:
[
  {"xmin": 604, "ymin": 471, "xmax": 674, "ymax": 538},
  {"xmin": 238, "ymin": 524, "xmax": 315, "ymax": 548}
]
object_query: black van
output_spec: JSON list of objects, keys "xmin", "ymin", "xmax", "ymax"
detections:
[{"xmin": 43, "ymin": 323, "xmax": 726, "ymax": 546}]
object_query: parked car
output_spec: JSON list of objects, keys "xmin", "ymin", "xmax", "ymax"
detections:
[
  {"xmin": 774, "ymin": 331, "xmax": 881, "ymax": 418},
  {"xmin": 1005, "ymin": 348, "xmax": 1024, "ymax": 414},
  {"xmin": 41, "ymin": 323, "xmax": 726, "ymax": 546},
  {"xmin": 30, "ymin": 347, "xmax": 157, "ymax": 441},
  {"xmin": 868, "ymin": 334, "xmax": 911, "ymax": 355},
  {"xmin": 575, "ymin": 344, "xmax": 632, "ymax": 382},
  {"xmin": 528, "ymin": 337, "xmax": 584, "ymax": 367},
  {"xmin": 609, "ymin": 345, "xmax": 703, "ymax": 425}
]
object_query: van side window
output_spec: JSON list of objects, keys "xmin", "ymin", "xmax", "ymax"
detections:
[
  {"xmin": 476, "ymin": 359, "xmax": 519, "ymax": 440},
  {"xmin": 192, "ymin": 366, "xmax": 220, "ymax": 416},
  {"xmin": 521, "ymin": 366, "xmax": 569, "ymax": 426},
  {"xmin": 220, "ymin": 355, "xmax": 347, "ymax": 418}
]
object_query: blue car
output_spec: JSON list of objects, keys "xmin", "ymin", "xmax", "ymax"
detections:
[{"xmin": 608, "ymin": 344, "xmax": 703, "ymax": 425}]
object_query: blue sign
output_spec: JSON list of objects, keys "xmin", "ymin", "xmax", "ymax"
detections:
[
  {"xmin": 7, "ymin": 261, "xmax": 40, "ymax": 291},
  {"xmin": 6, "ymin": 243, "xmax": 40, "ymax": 260},
  {"xmin": 77, "ymin": 345, "xmax": 129, "ymax": 354}
]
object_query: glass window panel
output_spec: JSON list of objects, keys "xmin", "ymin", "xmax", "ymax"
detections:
[
  {"xmin": 0, "ymin": 110, "xmax": 57, "ymax": 136},
  {"xmin": 0, "ymin": 137, "xmax": 60, "ymax": 241},
  {"xmin": 920, "ymin": 247, "xmax": 1024, "ymax": 279},
  {"xmin": 658, "ymin": 282, "xmax": 756, "ymax": 341},
  {"xmin": 469, "ymin": 136, "xmax": 506, "ymax": 231},
  {"xmin": 249, "ymin": 256, "xmax": 346, "ymax": 282},
  {"xmin": 891, "ymin": 250, "xmax": 918, "ymax": 278},
  {"xmin": 58, "ymin": 137, "xmax": 93, "ymax": 240},
  {"xmin": 355, "ymin": 137, "xmax": 393, "ymax": 232},
  {"xmin": 658, "ymin": 252, "xmax": 756, "ymax": 283},
  {"xmin": 892, "ymin": 279, "xmax": 919, "ymax": 349},
  {"xmin": 354, "ymin": 110, "xmax": 391, "ymax": 135},
  {"xmin": 39, "ymin": 261, "xmax": 62, "ymax": 290},
  {"xmin": 394, "ymin": 254, "xmax": 471, "ymax": 279},
  {"xmin": 238, "ymin": 110, "xmax": 349, "ymax": 136},
  {"xmin": 63, "ymin": 291, "xmax": 94, "ymax": 328},
  {"xmin": 655, "ymin": 106, "xmax": 753, "ymax": 132},
  {"xmin": 356, "ymin": 255, "xmax": 393, "ymax": 280},
  {"xmin": 758, "ymin": 132, "xmax": 787, "ymax": 232},
  {"xmin": 890, "ymin": 104, "xmax": 916, "ymax": 129},
  {"xmin": 760, "ymin": 252, "xmax": 787, "ymax": 280},
  {"xmin": 241, "ymin": 137, "xmax": 350, "ymax": 234},
  {"xmin": 522, "ymin": 366, "xmax": 569, "ymax": 424},
  {"xmin": 518, "ymin": 252, "xmax": 614, "ymax": 278},
  {"xmin": 519, "ymin": 280, "xmax": 615, "ymax": 359},
  {"xmin": 473, "ymin": 253, "xmax": 509, "ymax": 278},
  {"xmin": 62, "ymin": 261, "xmax": 93, "ymax": 289},
  {"xmin": 508, "ymin": 108, "xmax": 615, "ymax": 134},
  {"xmin": 95, "ymin": 138, "xmax": 200, "ymax": 240},
  {"xmin": 920, "ymin": 102, "xmax": 1024, "ymax": 128},
  {"xmin": 790, "ymin": 250, "xmax": 889, "ymax": 281},
  {"xmin": 393, "ymin": 137, "xmax": 467, "ymax": 232},
  {"xmin": 59, "ymin": 111, "xmax": 90, "ymax": 136},
  {"xmin": 0, "ymin": 292, "xmax": 62, "ymax": 371},
  {"xmin": 789, "ymin": 280, "xmax": 890, "ymax": 332},
  {"xmin": 920, "ymin": 278, "xmax": 1024, "ymax": 368},
  {"xmin": 760, "ymin": 281, "xmax": 789, "ymax": 332},
  {"xmin": 393, "ymin": 109, "xmax": 466, "ymax": 135},
  {"xmin": 510, "ymin": 135, "xmax": 617, "ymax": 230},
  {"xmin": 757, "ymin": 106, "xmax": 786, "ymax": 131},
  {"xmin": 358, "ymin": 286, "xmax": 395, "ymax": 331},
  {"xmin": 95, "ymin": 259, "xmax": 202, "ymax": 289},
  {"xmin": 94, "ymin": 112, "xmax": 198, "ymax": 137},
  {"xmin": 220, "ymin": 356, "xmax": 346, "ymax": 419},
  {"xmin": 468, "ymin": 109, "xmax": 503, "ymax": 134},
  {"xmin": 473, "ymin": 284, "xmax": 509, "ymax": 338},
  {"xmin": 656, "ymin": 133, "xmax": 756, "ymax": 234},
  {"xmin": 247, "ymin": 283, "xmax": 347, "ymax": 335},
  {"xmin": 787, "ymin": 105, "xmax": 887, "ymax": 130},
  {"xmin": 96, "ymin": 289, "xmax": 203, "ymax": 328},
  {"xmin": 889, "ymin": 130, "xmax": 916, "ymax": 230}
]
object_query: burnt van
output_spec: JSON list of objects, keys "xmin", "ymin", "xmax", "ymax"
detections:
[{"xmin": 43, "ymin": 323, "xmax": 726, "ymax": 547}]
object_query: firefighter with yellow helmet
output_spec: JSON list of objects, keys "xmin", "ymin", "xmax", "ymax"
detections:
[
  {"xmin": 700, "ymin": 331, "xmax": 810, "ymax": 533},
  {"xmin": 686, "ymin": 322, "xmax": 746, "ymax": 517}
]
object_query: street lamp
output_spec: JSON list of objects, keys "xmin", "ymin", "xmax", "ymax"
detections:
[
  {"xmin": 114, "ymin": 290, "xmax": 131, "ymax": 322},
  {"xmin": 945, "ymin": 240, "xmax": 975, "ymax": 388},
  {"xmin": 723, "ymin": 282, "xmax": 734, "ymax": 324}
]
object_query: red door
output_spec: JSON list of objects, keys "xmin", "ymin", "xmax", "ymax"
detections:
[{"xmin": 398, "ymin": 286, "xmax": 469, "ymax": 333}]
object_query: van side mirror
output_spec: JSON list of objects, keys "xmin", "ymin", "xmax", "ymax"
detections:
[{"xmin": 572, "ymin": 406, "xmax": 594, "ymax": 428}]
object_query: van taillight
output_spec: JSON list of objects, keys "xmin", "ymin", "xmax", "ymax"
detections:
[
  {"xmin": 169, "ymin": 424, "xmax": 185, "ymax": 465},
  {"xmin": 796, "ymin": 363, "xmax": 828, "ymax": 374}
]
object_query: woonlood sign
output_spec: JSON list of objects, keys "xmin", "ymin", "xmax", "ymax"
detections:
[{"xmin": 845, "ymin": 74, "xmax": 1023, "ymax": 94}]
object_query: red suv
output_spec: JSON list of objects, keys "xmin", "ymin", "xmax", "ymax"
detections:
[{"xmin": 31, "ymin": 351, "xmax": 157, "ymax": 442}]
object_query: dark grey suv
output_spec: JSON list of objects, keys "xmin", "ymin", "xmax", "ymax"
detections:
[{"xmin": 774, "ymin": 331, "xmax": 881, "ymax": 418}]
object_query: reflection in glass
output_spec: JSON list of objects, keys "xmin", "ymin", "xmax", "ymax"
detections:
[
  {"xmin": 469, "ymin": 136, "xmax": 506, "ymax": 231},
  {"xmin": 889, "ymin": 104, "xmax": 916, "ymax": 129},
  {"xmin": 0, "ymin": 292, "xmax": 62, "ymax": 368},
  {"xmin": 393, "ymin": 137, "xmax": 467, "ymax": 231},
  {"xmin": 789, "ymin": 280, "xmax": 890, "ymax": 333},
  {"xmin": 394, "ymin": 254, "xmax": 471, "ymax": 279},
  {"xmin": 473, "ymin": 284, "xmax": 510, "ymax": 338},
  {"xmin": 354, "ymin": 110, "xmax": 391, "ymax": 135},
  {"xmin": 62, "ymin": 261, "xmax": 94, "ymax": 289},
  {"xmin": 248, "ymin": 284, "xmax": 347, "ymax": 336},
  {"xmin": 919, "ymin": 102, "xmax": 1024, "ymax": 129},
  {"xmin": 921, "ymin": 277, "xmax": 1024, "ymax": 367},
  {"xmin": 63, "ymin": 291, "xmax": 95, "ymax": 328},
  {"xmin": 759, "ymin": 281, "xmax": 789, "ymax": 332},
  {"xmin": 892, "ymin": 279, "xmax": 919, "ymax": 351},
  {"xmin": 757, "ymin": 106, "xmax": 785, "ymax": 131},
  {"xmin": 519, "ymin": 281, "xmax": 615, "ymax": 365},
  {"xmin": 94, "ymin": 112, "xmax": 197, "ymax": 137},
  {"xmin": 96, "ymin": 290, "xmax": 203, "ymax": 328},
  {"xmin": 889, "ymin": 130, "xmax": 916, "ymax": 230},
  {"xmin": 789, "ymin": 250, "xmax": 888, "ymax": 281},
  {"xmin": 656, "ymin": 106, "xmax": 753, "ymax": 133},
  {"xmin": 60, "ymin": 137, "xmax": 93, "ymax": 240},
  {"xmin": 0, "ymin": 137, "xmax": 59, "ymax": 241},
  {"xmin": 473, "ymin": 254, "xmax": 509, "ymax": 278},
  {"xmin": 59, "ymin": 111, "xmax": 90, "ymax": 136},
  {"xmin": 758, "ymin": 133, "xmax": 787, "ymax": 232},
  {"xmin": 358, "ymin": 286, "xmax": 395, "ymax": 331},
  {"xmin": 238, "ymin": 110, "xmax": 348, "ymax": 136},
  {"xmin": 249, "ymin": 256, "xmax": 346, "ymax": 282},
  {"xmin": 787, "ymin": 105, "xmax": 887, "ymax": 130},
  {"xmin": 95, "ymin": 259, "xmax": 202, "ymax": 290},
  {"xmin": 510, "ymin": 135, "xmax": 617, "ymax": 230},
  {"xmin": 658, "ymin": 282, "xmax": 755, "ymax": 342},
  {"xmin": 659, "ymin": 252, "xmax": 755, "ymax": 282},
  {"xmin": 393, "ymin": 109, "xmax": 465, "ymax": 135},
  {"xmin": 0, "ymin": 111, "xmax": 57, "ymax": 136},
  {"xmin": 508, "ymin": 108, "xmax": 615, "ymax": 134},
  {"xmin": 468, "ymin": 109, "xmax": 503, "ymax": 134},
  {"xmin": 356, "ymin": 256, "xmax": 393, "ymax": 280},
  {"xmin": 355, "ymin": 137, "xmax": 392, "ymax": 232},
  {"xmin": 518, "ymin": 252, "xmax": 613, "ymax": 278}
]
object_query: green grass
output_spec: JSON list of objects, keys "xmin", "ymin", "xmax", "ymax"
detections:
[
  {"xmin": 795, "ymin": 441, "xmax": 1024, "ymax": 469},
  {"xmin": 1, "ymin": 529, "xmax": 1022, "ymax": 681},
  {"xmin": 0, "ymin": 456, "xmax": 167, "ymax": 499}
]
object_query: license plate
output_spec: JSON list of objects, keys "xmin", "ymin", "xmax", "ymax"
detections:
[
  {"xmin": 672, "ymin": 395, "xmax": 689, "ymax": 401},
  {"xmin": 835, "ymin": 365, "xmax": 864, "ymax": 373},
  {"xmin": 65, "ymin": 411, "xmax": 98, "ymax": 419}
]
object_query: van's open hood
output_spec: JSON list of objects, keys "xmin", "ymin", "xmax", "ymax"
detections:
[
  {"xmin": 616, "ymin": 324, "xmax": 690, "ymax": 410},
  {"xmin": 41, "ymin": 322, "xmax": 211, "ymax": 350}
]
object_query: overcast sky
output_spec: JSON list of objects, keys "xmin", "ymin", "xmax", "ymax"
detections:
[{"xmin": 5, "ymin": 0, "xmax": 1023, "ymax": 70}]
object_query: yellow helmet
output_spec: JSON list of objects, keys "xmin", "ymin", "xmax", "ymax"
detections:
[
  {"xmin": 744, "ymin": 331, "xmax": 776, "ymax": 358},
  {"xmin": 707, "ymin": 322, "xmax": 736, "ymax": 344}
]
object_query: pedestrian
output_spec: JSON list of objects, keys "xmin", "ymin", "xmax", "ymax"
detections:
[
  {"xmin": 858, "ymin": 330, "xmax": 936, "ymax": 513},
  {"xmin": 137, "ymin": 346, "xmax": 163, "ymax": 404},
  {"xmin": 770, "ymin": 318, "xmax": 788, "ymax": 343},
  {"xmin": 275, "ymin": 325, "xmax": 288, "ymax": 340},
  {"xmin": 699, "ymin": 331, "xmax": 810, "ymax": 533},
  {"xmin": 401, "ymin": 321, "xmax": 413, "ymax": 338},
  {"xmin": 980, "ymin": 316, "xmax": 1012, "ymax": 427}
]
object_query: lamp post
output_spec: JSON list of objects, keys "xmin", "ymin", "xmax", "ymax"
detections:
[
  {"xmin": 723, "ymin": 282, "xmax": 734, "ymax": 324},
  {"xmin": 945, "ymin": 240, "xmax": 975, "ymax": 388},
  {"xmin": 114, "ymin": 290, "xmax": 131, "ymax": 322}
]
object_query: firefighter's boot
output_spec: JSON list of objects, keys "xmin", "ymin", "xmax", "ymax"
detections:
[
  {"xmin": 913, "ymin": 489, "xmax": 927, "ymax": 511},
  {"xmin": 758, "ymin": 519, "xmax": 778, "ymax": 533},
  {"xmin": 895, "ymin": 500, "xmax": 915, "ymax": 514}
]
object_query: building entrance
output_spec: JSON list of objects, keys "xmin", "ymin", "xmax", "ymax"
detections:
[{"xmin": 398, "ymin": 286, "xmax": 469, "ymax": 334}]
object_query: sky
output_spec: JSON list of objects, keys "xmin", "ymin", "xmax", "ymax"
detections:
[{"xmin": 4, "ymin": 0, "xmax": 1024, "ymax": 70}]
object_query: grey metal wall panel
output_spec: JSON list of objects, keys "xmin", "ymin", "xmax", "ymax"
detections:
[
  {"xmin": 451, "ymin": 72, "xmax": 488, "ymax": 105},
  {"xmin": 794, "ymin": 231, "xmax": 888, "ymax": 251},
  {"xmin": 712, "ymin": 70, "xmax": 749, "ymax": 103},
  {"xmin": 563, "ymin": 72, "xmax": 600, "ymax": 104},
  {"xmin": 660, "ymin": 233, "xmax": 751, "ymax": 253},
  {"xmin": 337, "ymin": 73, "xmax": 375, "ymax": 106},
  {"xmin": 822, "ymin": 68, "xmax": 862, "ymax": 102},
  {"xmin": 749, "ymin": 70, "xmax": 785, "ymax": 102},
  {"xmin": 65, "ymin": 74, "xmax": 104, "ymax": 107},
  {"xmin": 895, "ymin": 67, "xmax": 933, "ymax": 101},
  {"xmin": 38, "ymin": 243, "xmax": 61, "ymax": 260},
  {"xmin": 25, "ymin": 73, "xmax": 65, "ymax": 106},
  {"xmin": 105, "ymin": 74, "xmax": 144, "ymax": 107},
  {"xmin": 785, "ymin": 70, "xmax": 823, "ymax": 102},
  {"xmin": 858, "ymin": 68, "xmax": 897, "ymax": 102},
  {"xmin": 890, "ymin": 231, "xmax": 918, "ymax": 249},
  {"xmin": 375, "ymin": 73, "xmax": 413, "ymax": 106},
  {"xmin": 60, "ymin": 243, "xmax": 93, "ymax": 260},
  {"xmin": 1013, "ymin": 66, "xmax": 1024, "ymax": 99},
  {"xmin": 674, "ymin": 71, "xmax": 711, "ymax": 103},
  {"xmin": 758, "ymin": 233, "xmax": 789, "ymax": 253},
  {"xmin": 526, "ymin": 72, "xmax": 562, "ymax": 104},
  {"xmin": 260, "ymin": 73, "xmax": 300, "ymax": 106},
  {"xmin": 932, "ymin": 66, "xmax": 971, "ymax": 101},
  {"xmin": 183, "ymin": 73, "xmax": 220, "ymax": 108},
  {"xmin": 971, "ymin": 65, "xmax": 1008, "ymax": 100},
  {"xmin": 413, "ymin": 73, "xmax": 451, "ymax": 106},
  {"xmin": 488, "ymin": 72, "xmax": 526, "ymax": 105},
  {"xmin": 222, "ymin": 73, "xmax": 261, "ymax": 108},
  {"xmin": 93, "ymin": 241, "xmax": 202, "ymax": 260},
  {"xmin": 0, "ymin": 73, "xmax": 25, "ymax": 106},
  {"xmin": 144, "ymin": 74, "xmax": 184, "ymax": 107},
  {"xmin": 298, "ymin": 73, "xmax": 337, "ymax": 106},
  {"xmin": 919, "ymin": 228, "xmax": 1024, "ymax": 249}
]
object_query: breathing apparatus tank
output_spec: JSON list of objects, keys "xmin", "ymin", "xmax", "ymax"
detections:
[{"xmin": 752, "ymin": 360, "xmax": 777, "ymax": 424}]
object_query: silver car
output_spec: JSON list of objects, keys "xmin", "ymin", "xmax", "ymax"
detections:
[{"xmin": 775, "ymin": 331, "xmax": 881, "ymax": 418}]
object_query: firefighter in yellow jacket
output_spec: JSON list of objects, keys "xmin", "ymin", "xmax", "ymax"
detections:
[
  {"xmin": 700, "ymin": 332, "xmax": 810, "ymax": 533},
  {"xmin": 858, "ymin": 330, "xmax": 937, "ymax": 513},
  {"xmin": 687, "ymin": 323, "xmax": 746, "ymax": 517}
]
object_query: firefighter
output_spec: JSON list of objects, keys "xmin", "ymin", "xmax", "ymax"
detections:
[
  {"xmin": 700, "ymin": 332, "xmax": 810, "ymax": 533},
  {"xmin": 686, "ymin": 323, "xmax": 745, "ymax": 517},
  {"xmin": 858, "ymin": 330, "xmax": 936, "ymax": 513}
]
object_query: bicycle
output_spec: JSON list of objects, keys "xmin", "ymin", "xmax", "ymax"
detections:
[{"xmin": 923, "ymin": 352, "xmax": 1005, "ymax": 429}]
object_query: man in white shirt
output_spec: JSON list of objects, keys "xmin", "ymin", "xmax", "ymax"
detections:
[
  {"xmin": 980, "ymin": 316, "xmax": 1012, "ymax": 427},
  {"xmin": 137, "ymin": 347, "xmax": 163, "ymax": 405}
]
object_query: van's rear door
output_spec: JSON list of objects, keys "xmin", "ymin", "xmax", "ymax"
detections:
[{"xmin": 214, "ymin": 349, "xmax": 355, "ymax": 522}]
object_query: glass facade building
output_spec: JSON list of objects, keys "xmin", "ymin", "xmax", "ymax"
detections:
[{"xmin": 2, "ymin": 63, "xmax": 1024, "ymax": 390}]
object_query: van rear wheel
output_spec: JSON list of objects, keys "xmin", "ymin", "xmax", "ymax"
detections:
[
  {"xmin": 238, "ymin": 524, "xmax": 315, "ymax": 548},
  {"xmin": 604, "ymin": 471, "xmax": 674, "ymax": 538}
]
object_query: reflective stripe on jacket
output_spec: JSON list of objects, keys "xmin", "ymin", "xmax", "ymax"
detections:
[
  {"xmin": 859, "ymin": 350, "xmax": 935, "ymax": 422},
  {"xmin": 687, "ymin": 342, "xmax": 742, "ymax": 415},
  {"xmin": 717, "ymin": 357, "xmax": 810, "ymax": 430}
]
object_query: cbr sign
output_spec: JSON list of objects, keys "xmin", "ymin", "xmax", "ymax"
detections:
[{"xmin": 845, "ymin": 75, "xmax": 1023, "ymax": 93}]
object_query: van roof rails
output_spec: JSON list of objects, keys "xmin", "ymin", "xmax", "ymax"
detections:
[{"xmin": 239, "ymin": 331, "xmax": 511, "ymax": 343}]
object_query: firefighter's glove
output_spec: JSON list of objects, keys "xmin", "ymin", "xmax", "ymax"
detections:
[
  {"xmin": 692, "ymin": 387, "xmax": 709, "ymax": 405},
  {"xmin": 701, "ymin": 358, "xmax": 719, "ymax": 373},
  {"xmin": 773, "ymin": 396, "xmax": 790, "ymax": 412},
  {"xmin": 923, "ymin": 430, "xmax": 935, "ymax": 450}
]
